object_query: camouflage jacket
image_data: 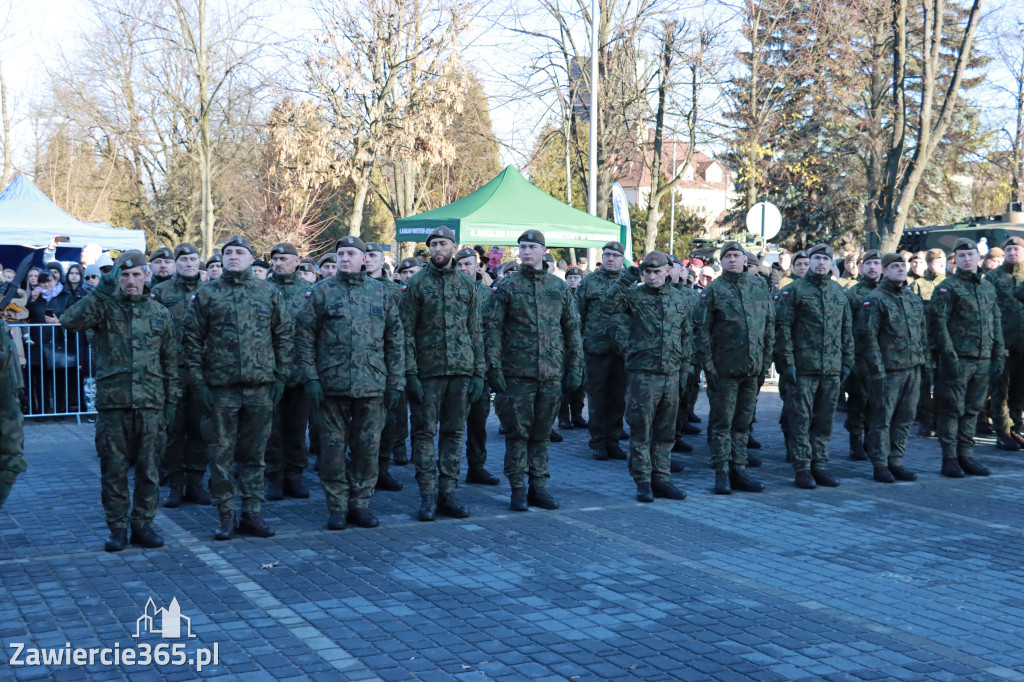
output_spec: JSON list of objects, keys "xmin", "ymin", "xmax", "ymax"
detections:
[
  {"xmin": 181, "ymin": 268, "xmax": 293, "ymax": 388},
  {"xmin": 603, "ymin": 276, "xmax": 693, "ymax": 376},
  {"xmin": 931, "ymin": 269, "xmax": 1005, "ymax": 362},
  {"xmin": 61, "ymin": 288, "xmax": 179, "ymax": 410},
  {"xmin": 774, "ymin": 271, "xmax": 854, "ymax": 376},
  {"xmin": 400, "ymin": 261, "xmax": 484, "ymax": 379},
  {"xmin": 694, "ymin": 270, "xmax": 774, "ymax": 378},
  {"xmin": 575, "ymin": 267, "xmax": 624, "ymax": 356},
  {"xmin": 374, "ymin": 273, "xmax": 402, "ymax": 300},
  {"xmin": 267, "ymin": 271, "xmax": 313, "ymax": 386},
  {"xmin": 484, "ymin": 265, "xmax": 583, "ymax": 382},
  {"xmin": 294, "ymin": 271, "xmax": 405, "ymax": 398},
  {"xmin": 846, "ymin": 276, "xmax": 880, "ymax": 371},
  {"xmin": 150, "ymin": 273, "xmax": 202, "ymax": 384},
  {"xmin": 986, "ymin": 262, "xmax": 1024, "ymax": 354},
  {"xmin": 1, "ymin": 318, "xmax": 22, "ymax": 393},
  {"xmin": 856, "ymin": 277, "xmax": 927, "ymax": 376}
]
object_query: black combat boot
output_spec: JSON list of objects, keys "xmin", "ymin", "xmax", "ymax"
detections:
[
  {"xmin": 636, "ymin": 482, "xmax": 654, "ymax": 503},
  {"xmin": 392, "ymin": 444, "xmax": 409, "ymax": 466},
  {"xmin": 417, "ymin": 494, "xmax": 436, "ymax": 522},
  {"xmin": 729, "ymin": 469, "xmax": 765, "ymax": 492},
  {"xmin": 888, "ymin": 462, "xmax": 917, "ymax": 481},
  {"xmin": 606, "ymin": 442, "xmax": 628, "ymax": 460},
  {"xmin": 940, "ymin": 458, "xmax": 965, "ymax": 478},
  {"xmin": 466, "ymin": 468, "xmax": 500, "ymax": 485},
  {"xmin": 326, "ymin": 511, "xmax": 347, "ymax": 530},
  {"xmin": 976, "ymin": 418, "xmax": 994, "ymax": 435},
  {"xmin": 105, "ymin": 527, "xmax": 128, "ymax": 552},
  {"xmin": 284, "ymin": 475, "xmax": 310, "ymax": 498},
  {"xmin": 996, "ymin": 433, "xmax": 1021, "ymax": 451},
  {"xmin": 918, "ymin": 423, "xmax": 936, "ymax": 438},
  {"xmin": 794, "ymin": 470, "xmax": 816, "ymax": 489},
  {"xmin": 163, "ymin": 486, "xmax": 183, "ymax": 508},
  {"xmin": 510, "ymin": 487, "xmax": 528, "ymax": 511},
  {"xmin": 688, "ymin": 411, "xmax": 701, "ymax": 423},
  {"xmin": 572, "ymin": 415, "xmax": 589, "ymax": 428},
  {"xmin": 713, "ymin": 470, "xmax": 731, "ymax": 495},
  {"xmin": 747, "ymin": 434, "xmax": 761, "ymax": 449},
  {"xmin": 347, "ymin": 507, "xmax": 379, "ymax": 528},
  {"xmin": 527, "ymin": 485, "xmax": 560, "ymax": 509},
  {"xmin": 130, "ymin": 524, "xmax": 164, "ymax": 548},
  {"xmin": 591, "ymin": 447, "xmax": 610, "ymax": 461},
  {"xmin": 612, "ymin": 427, "xmax": 629, "ymax": 441},
  {"xmin": 746, "ymin": 454, "xmax": 762, "ymax": 468},
  {"xmin": 1012, "ymin": 429, "xmax": 1024, "ymax": 447},
  {"xmin": 375, "ymin": 469, "xmax": 404, "ymax": 492},
  {"xmin": 651, "ymin": 480, "xmax": 686, "ymax": 500},
  {"xmin": 811, "ymin": 467, "xmax": 840, "ymax": 487},
  {"xmin": 214, "ymin": 510, "xmax": 236, "ymax": 541},
  {"xmin": 958, "ymin": 457, "xmax": 990, "ymax": 476},
  {"xmin": 672, "ymin": 437, "xmax": 692, "ymax": 453},
  {"xmin": 549, "ymin": 430, "xmax": 564, "ymax": 443},
  {"xmin": 670, "ymin": 456, "xmax": 685, "ymax": 473},
  {"xmin": 238, "ymin": 511, "xmax": 275, "ymax": 537},
  {"xmin": 184, "ymin": 480, "xmax": 211, "ymax": 505},
  {"xmin": 849, "ymin": 433, "xmax": 868, "ymax": 461},
  {"xmin": 437, "ymin": 492, "xmax": 470, "ymax": 518},
  {"xmin": 265, "ymin": 473, "xmax": 284, "ymax": 501},
  {"xmin": 680, "ymin": 422, "xmax": 701, "ymax": 436},
  {"xmin": 873, "ymin": 465, "xmax": 896, "ymax": 483},
  {"xmin": 558, "ymin": 416, "xmax": 574, "ymax": 430}
]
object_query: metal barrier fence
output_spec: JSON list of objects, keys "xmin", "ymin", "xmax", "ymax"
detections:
[{"xmin": 10, "ymin": 323, "xmax": 96, "ymax": 421}]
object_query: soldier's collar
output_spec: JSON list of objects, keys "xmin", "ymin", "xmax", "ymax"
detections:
[
  {"xmin": 338, "ymin": 270, "xmax": 366, "ymax": 284},
  {"xmin": 220, "ymin": 268, "xmax": 251, "ymax": 285},
  {"xmin": 722, "ymin": 270, "xmax": 745, "ymax": 283},
  {"xmin": 955, "ymin": 268, "xmax": 980, "ymax": 282}
]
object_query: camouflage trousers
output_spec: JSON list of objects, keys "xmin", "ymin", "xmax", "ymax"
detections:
[
  {"xmin": 707, "ymin": 375, "xmax": 758, "ymax": 472},
  {"xmin": 410, "ymin": 376, "xmax": 472, "ymax": 495},
  {"xmin": 320, "ymin": 395, "xmax": 385, "ymax": 512},
  {"xmin": 162, "ymin": 390, "xmax": 206, "ymax": 488},
  {"xmin": 380, "ymin": 392, "xmax": 409, "ymax": 473},
  {"xmin": 916, "ymin": 353, "xmax": 938, "ymax": 428},
  {"xmin": 778, "ymin": 374, "xmax": 793, "ymax": 454},
  {"xmin": 0, "ymin": 382, "xmax": 26, "ymax": 485},
  {"xmin": 625, "ymin": 372, "xmax": 679, "ymax": 485},
  {"xmin": 496, "ymin": 377, "xmax": 561, "ymax": 489},
  {"xmin": 585, "ymin": 353, "xmax": 627, "ymax": 450},
  {"xmin": 789, "ymin": 374, "xmax": 841, "ymax": 471},
  {"xmin": 96, "ymin": 408, "xmax": 164, "ymax": 529},
  {"xmin": 844, "ymin": 369, "xmax": 868, "ymax": 438},
  {"xmin": 465, "ymin": 383, "xmax": 490, "ymax": 471},
  {"xmin": 990, "ymin": 353, "xmax": 1024, "ymax": 435},
  {"xmin": 204, "ymin": 384, "xmax": 273, "ymax": 514},
  {"xmin": 936, "ymin": 357, "xmax": 990, "ymax": 460},
  {"xmin": 865, "ymin": 368, "xmax": 920, "ymax": 466},
  {"xmin": 558, "ymin": 384, "xmax": 585, "ymax": 422},
  {"xmin": 676, "ymin": 371, "xmax": 700, "ymax": 437},
  {"xmin": 266, "ymin": 383, "xmax": 309, "ymax": 478}
]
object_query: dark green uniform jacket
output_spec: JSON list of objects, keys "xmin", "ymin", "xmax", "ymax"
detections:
[
  {"xmin": 775, "ymin": 271, "xmax": 854, "ymax": 376},
  {"xmin": 181, "ymin": 268, "xmax": 293, "ymax": 388},
  {"xmin": 931, "ymin": 269, "xmax": 1005, "ymax": 362},
  {"xmin": 267, "ymin": 271, "xmax": 313, "ymax": 386},
  {"xmin": 61, "ymin": 288, "xmax": 179, "ymax": 410},
  {"xmin": 151, "ymin": 273, "xmax": 201, "ymax": 386},
  {"xmin": 485, "ymin": 265, "xmax": 583, "ymax": 382},
  {"xmin": 694, "ymin": 270, "xmax": 774, "ymax": 378},
  {"xmin": 857, "ymin": 277, "xmax": 927, "ymax": 376},
  {"xmin": 603, "ymin": 278, "xmax": 693, "ymax": 376},
  {"xmin": 400, "ymin": 260, "xmax": 484, "ymax": 379},
  {"xmin": 986, "ymin": 262, "xmax": 1024, "ymax": 354},
  {"xmin": 294, "ymin": 270, "xmax": 405, "ymax": 398},
  {"xmin": 575, "ymin": 268, "xmax": 624, "ymax": 355}
]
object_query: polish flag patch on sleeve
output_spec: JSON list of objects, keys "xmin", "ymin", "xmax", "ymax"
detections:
[
  {"xmin": 938, "ymin": 288, "xmax": 948, "ymax": 294},
  {"xmin": 863, "ymin": 300, "xmax": 871, "ymax": 306}
]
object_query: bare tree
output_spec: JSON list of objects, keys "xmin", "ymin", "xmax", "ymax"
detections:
[{"xmin": 992, "ymin": 15, "xmax": 1024, "ymax": 203}]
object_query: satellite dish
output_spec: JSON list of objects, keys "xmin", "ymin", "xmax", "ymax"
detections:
[{"xmin": 746, "ymin": 202, "xmax": 782, "ymax": 241}]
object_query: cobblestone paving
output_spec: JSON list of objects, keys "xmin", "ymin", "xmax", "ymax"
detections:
[{"xmin": 2, "ymin": 385, "xmax": 1023, "ymax": 680}]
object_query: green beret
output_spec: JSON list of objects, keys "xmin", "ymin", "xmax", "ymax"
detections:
[
  {"xmin": 364, "ymin": 242, "xmax": 385, "ymax": 254},
  {"xmin": 205, "ymin": 253, "xmax": 222, "ymax": 266},
  {"xmin": 173, "ymin": 243, "xmax": 199, "ymax": 260},
  {"xmin": 720, "ymin": 241, "xmax": 745, "ymax": 258},
  {"xmin": 925, "ymin": 248, "xmax": 946, "ymax": 262},
  {"xmin": 114, "ymin": 250, "xmax": 147, "ymax": 270},
  {"xmin": 952, "ymin": 238, "xmax": 977, "ymax": 252},
  {"xmin": 425, "ymin": 226, "xmax": 458, "ymax": 246},
  {"xmin": 602, "ymin": 241, "xmax": 625, "ymax": 254},
  {"xmin": 881, "ymin": 253, "xmax": 905, "ymax": 268},
  {"xmin": 270, "ymin": 242, "xmax": 299, "ymax": 257},
  {"xmin": 149, "ymin": 246, "xmax": 173, "ymax": 262},
  {"xmin": 396, "ymin": 257, "xmax": 420, "ymax": 272},
  {"xmin": 566, "ymin": 266, "xmax": 583, "ymax": 277},
  {"xmin": 640, "ymin": 251, "xmax": 669, "ymax": 269},
  {"xmin": 518, "ymin": 230, "xmax": 545, "ymax": 247},
  {"xmin": 454, "ymin": 247, "xmax": 477, "ymax": 262},
  {"xmin": 793, "ymin": 250, "xmax": 809, "ymax": 260},
  {"xmin": 336, "ymin": 236, "xmax": 367, "ymax": 252},
  {"xmin": 317, "ymin": 253, "xmax": 337, "ymax": 266},
  {"xmin": 806, "ymin": 244, "xmax": 832, "ymax": 258},
  {"xmin": 859, "ymin": 249, "xmax": 882, "ymax": 263},
  {"xmin": 1004, "ymin": 237, "xmax": 1024, "ymax": 250},
  {"xmin": 222, "ymin": 234, "xmax": 253, "ymax": 253}
]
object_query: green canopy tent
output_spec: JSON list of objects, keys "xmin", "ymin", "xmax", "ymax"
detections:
[{"xmin": 396, "ymin": 165, "xmax": 626, "ymax": 247}]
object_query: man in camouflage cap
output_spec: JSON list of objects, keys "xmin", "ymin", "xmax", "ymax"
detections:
[
  {"xmin": 148, "ymin": 247, "xmax": 175, "ymax": 285},
  {"xmin": 151, "ymin": 242, "xmax": 208, "ymax": 508},
  {"xmin": 401, "ymin": 227, "xmax": 485, "ymax": 521},
  {"xmin": 602, "ymin": 251, "xmax": 691, "ymax": 502},
  {"xmin": 205, "ymin": 253, "xmax": 223, "ymax": 280},
  {"xmin": 911, "ymin": 247, "xmax": 947, "ymax": 436},
  {"xmin": 295, "ymin": 235, "xmax": 405, "ymax": 530},
  {"xmin": 844, "ymin": 249, "xmax": 883, "ymax": 462},
  {"xmin": 775, "ymin": 243, "xmax": 854, "ymax": 489},
  {"xmin": 485, "ymin": 229, "xmax": 583, "ymax": 511},
  {"xmin": 984, "ymin": 237, "xmax": 1024, "ymax": 451},
  {"xmin": 61, "ymin": 250, "xmax": 179, "ymax": 551},
  {"xmin": 694, "ymin": 241, "xmax": 772, "ymax": 495},
  {"xmin": 931, "ymin": 238, "xmax": 1005, "ymax": 478},
  {"xmin": 182, "ymin": 235, "xmax": 293, "ymax": 540},
  {"xmin": 0, "ymin": 317, "xmax": 26, "ymax": 510}
]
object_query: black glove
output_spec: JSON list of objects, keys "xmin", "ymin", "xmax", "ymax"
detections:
[
  {"xmin": 488, "ymin": 369, "xmax": 507, "ymax": 394},
  {"xmin": 306, "ymin": 380, "xmax": 324, "ymax": 411},
  {"xmin": 467, "ymin": 376, "xmax": 485, "ymax": 403},
  {"xmin": 990, "ymin": 359, "xmax": 1005, "ymax": 379},
  {"xmin": 563, "ymin": 371, "xmax": 582, "ymax": 393},
  {"xmin": 840, "ymin": 365, "xmax": 852, "ymax": 386},
  {"xmin": 386, "ymin": 388, "xmax": 402, "ymax": 410},
  {"xmin": 704, "ymin": 364, "xmax": 718, "ymax": 390},
  {"xmin": 622, "ymin": 265, "xmax": 641, "ymax": 285},
  {"xmin": 406, "ymin": 374, "xmax": 425, "ymax": 403},
  {"xmin": 270, "ymin": 380, "xmax": 285, "ymax": 407},
  {"xmin": 194, "ymin": 383, "xmax": 214, "ymax": 413}
]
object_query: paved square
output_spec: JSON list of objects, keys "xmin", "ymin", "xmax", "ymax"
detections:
[{"xmin": 2, "ymin": 386, "xmax": 1023, "ymax": 680}]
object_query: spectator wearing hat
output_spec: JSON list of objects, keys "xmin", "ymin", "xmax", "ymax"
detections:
[
  {"xmin": 151, "ymin": 242, "xmax": 208, "ymax": 508},
  {"xmin": 149, "ymin": 247, "xmax": 175, "ymax": 285},
  {"xmin": 60, "ymin": 250, "xmax": 179, "ymax": 551},
  {"xmin": 844, "ymin": 249, "xmax": 883, "ymax": 462},
  {"xmin": 484, "ymin": 230, "xmax": 583, "ymax": 511},
  {"xmin": 205, "ymin": 253, "xmax": 223, "ymax": 280},
  {"xmin": 182, "ymin": 235, "xmax": 293, "ymax": 540},
  {"xmin": 251, "ymin": 259, "xmax": 270, "ymax": 279},
  {"xmin": 986, "ymin": 237, "xmax": 1024, "ymax": 451},
  {"xmin": 602, "ymin": 251, "xmax": 691, "ymax": 503},
  {"xmin": 775, "ymin": 243, "xmax": 854, "ymax": 489},
  {"xmin": 931, "ymin": 238, "xmax": 1004, "ymax": 478}
]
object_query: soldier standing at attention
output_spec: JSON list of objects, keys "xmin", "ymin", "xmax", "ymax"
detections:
[
  {"xmin": 845, "ymin": 250, "xmax": 883, "ymax": 462},
  {"xmin": 396, "ymin": 257, "xmax": 422, "ymax": 284},
  {"xmin": 694, "ymin": 241, "xmax": 772, "ymax": 495},
  {"xmin": 0, "ymin": 317, "xmax": 27, "ymax": 510},
  {"xmin": 485, "ymin": 230, "xmax": 583, "ymax": 511},
  {"xmin": 603, "ymin": 252, "xmax": 691, "ymax": 502},
  {"xmin": 182, "ymin": 235, "xmax": 292, "ymax": 541},
  {"xmin": 401, "ymin": 227, "xmax": 485, "ymax": 521},
  {"xmin": 574, "ymin": 241, "xmax": 629, "ymax": 461},
  {"xmin": 295, "ymin": 236, "xmax": 405, "ymax": 530},
  {"xmin": 772, "ymin": 249, "xmax": 808, "ymax": 462},
  {"xmin": 264, "ymin": 242, "xmax": 313, "ymax": 501},
  {"xmin": 455, "ymin": 247, "xmax": 501, "ymax": 486},
  {"xmin": 775, "ymin": 243, "xmax": 853, "ymax": 489},
  {"xmin": 205, "ymin": 253, "xmax": 222, "ymax": 280},
  {"xmin": 61, "ymin": 251, "xmax": 179, "ymax": 551},
  {"xmin": 857, "ymin": 253, "xmax": 924, "ymax": 483},
  {"xmin": 557, "ymin": 266, "xmax": 588, "ymax": 431},
  {"xmin": 984, "ymin": 237, "xmax": 1024, "ymax": 451},
  {"xmin": 148, "ymin": 247, "xmax": 175, "ymax": 286},
  {"xmin": 151, "ymin": 242, "xmax": 209, "ymax": 508},
  {"xmin": 318, "ymin": 253, "xmax": 338, "ymax": 280},
  {"xmin": 931, "ymin": 238, "xmax": 1005, "ymax": 478},
  {"xmin": 911, "ymin": 248, "xmax": 946, "ymax": 437},
  {"xmin": 669, "ymin": 254, "xmax": 700, "ymax": 459}
]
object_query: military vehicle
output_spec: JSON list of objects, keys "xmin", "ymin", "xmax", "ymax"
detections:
[
  {"xmin": 689, "ymin": 233, "xmax": 766, "ymax": 264},
  {"xmin": 899, "ymin": 202, "xmax": 1024, "ymax": 253}
]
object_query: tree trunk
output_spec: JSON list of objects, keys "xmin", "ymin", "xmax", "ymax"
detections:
[{"xmin": 197, "ymin": 0, "xmax": 216, "ymax": 257}]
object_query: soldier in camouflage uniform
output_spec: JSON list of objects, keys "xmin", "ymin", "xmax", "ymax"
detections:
[
  {"xmin": 557, "ymin": 266, "xmax": 588, "ymax": 431},
  {"xmin": 61, "ymin": 251, "xmax": 179, "ymax": 551},
  {"xmin": 263, "ymin": 242, "xmax": 313, "ymax": 500},
  {"xmin": 205, "ymin": 253, "xmax": 222, "ymax": 280},
  {"xmin": 694, "ymin": 241, "xmax": 772, "ymax": 495},
  {"xmin": 485, "ymin": 230, "xmax": 583, "ymax": 511},
  {"xmin": 401, "ymin": 227, "xmax": 486, "ymax": 521},
  {"xmin": 931, "ymin": 238, "xmax": 1005, "ymax": 478},
  {"xmin": 0, "ymin": 317, "xmax": 26, "ymax": 510},
  {"xmin": 669, "ymin": 255, "xmax": 700, "ymax": 459},
  {"xmin": 857, "ymin": 253, "xmax": 924, "ymax": 483},
  {"xmin": 775, "ymin": 243, "xmax": 854, "ymax": 489},
  {"xmin": 182, "ymin": 235, "xmax": 292, "ymax": 541},
  {"xmin": 148, "ymin": 246, "xmax": 175, "ymax": 286},
  {"xmin": 574, "ymin": 241, "xmax": 629, "ymax": 461},
  {"xmin": 911, "ymin": 248, "xmax": 946, "ymax": 437},
  {"xmin": 772, "ymin": 249, "xmax": 809, "ymax": 462},
  {"xmin": 984, "ymin": 237, "xmax": 1024, "ymax": 451},
  {"xmin": 317, "ymin": 253, "xmax": 338, "ymax": 280},
  {"xmin": 295, "ymin": 236, "xmax": 405, "ymax": 530},
  {"xmin": 602, "ymin": 252, "xmax": 691, "ymax": 502},
  {"xmin": 151, "ymin": 242, "xmax": 208, "ymax": 507},
  {"xmin": 844, "ymin": 250, "xmax": 882, "ymax": 462}
]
